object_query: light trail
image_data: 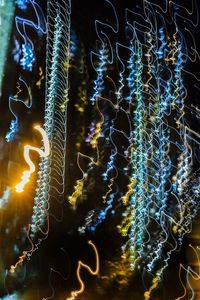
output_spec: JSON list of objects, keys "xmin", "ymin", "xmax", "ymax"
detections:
[
  {"xmin": 16, "ymin": 125, "xmax": 50, "ymax": 193},
  {"xmin": 66, "ymin": 240, "xmax": 99, "ymax": 300}
]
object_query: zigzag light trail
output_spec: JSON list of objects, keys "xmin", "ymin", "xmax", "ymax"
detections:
[{"xmin": 30, "ymin": 0, "xmax": 71, "ymax": 240}]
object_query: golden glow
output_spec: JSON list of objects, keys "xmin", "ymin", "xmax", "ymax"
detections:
[
  {"xmin": 122, "ymin": 177, "xmax": 136, "ymax": 206},
  {"xmin": 16, "ymin": 125, "xmax": 50, "ymax": 193},
  {"xmin": 68, "ymin": 179, "xmax": 84, "ymax": 206},
  {"xmin": 90, "ymin": 121, "xmax": 103, "ymax": 148},
  {"xmin": 144, "ymin": 274, "xmax": 159, "ymax": 300},
  {"xmin": 66, "ymin": 240, "xmax": 99, "ymax": 300}
]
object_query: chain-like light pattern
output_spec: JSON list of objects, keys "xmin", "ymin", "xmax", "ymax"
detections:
[{"xmin": 30, "ymin": 0, "xmax": 71, "ymax": 239}]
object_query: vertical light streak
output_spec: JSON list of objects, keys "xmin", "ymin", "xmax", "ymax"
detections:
[
  {"xmin": 30, "ymin": 0, "xmax": 71, "ymax": 239},
  {"xmin": 90, "ymin": 46, "xmax": 108, "ymax": 104},
  {"xmin": 126, "ymin": 43, "xmax": 135, "ymax": 104},
  {"xmin": 119, "ymin": 40, "xmax": 148, "ymax": 270}
]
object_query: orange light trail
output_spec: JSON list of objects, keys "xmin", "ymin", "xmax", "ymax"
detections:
[
  {"xmin": 66, "ymin": 240, "xmax": 99, "ymax": 300},
  {"xmin": 16, "ymin": 125, "xmax": 50, "ymax": 193}
]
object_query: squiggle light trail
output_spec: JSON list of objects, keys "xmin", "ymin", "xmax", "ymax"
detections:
[
  {"xmin": 66, "ymin": 240, "xmax": 99, "ymax": 300},
  {"xmin": 14, "ymin": 0, "xmax": 47, "ymax": 71},
  {"xmin": 6, "ymin": 76, "xmax": 32, "ymax": 142},
  {"xmin": 16, "ymin": 125, "xmax": 50, "ymax": 193}
]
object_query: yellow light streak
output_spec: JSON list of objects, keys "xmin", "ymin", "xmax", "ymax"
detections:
[
  {"xmin": 10, "ymin": 224, "xmax": 34, "ymax": 273},
  {"xmin": 90, "ymin": 121, "xmax": 103, "ymax": 148},
  {"xmin": 66, "ymin": 240, "xmax": 99, "ymax": 300},
  {"xmin": 16, "ymin": 125, "xmax": 50, "ymax": 193}
]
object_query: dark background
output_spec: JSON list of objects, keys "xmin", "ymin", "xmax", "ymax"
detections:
[{"xmin": 0, "ymin": 0, "xmax": 200, "ymax": 299}]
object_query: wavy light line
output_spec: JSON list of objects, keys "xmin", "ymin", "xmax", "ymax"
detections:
[
  {"xmin": 16, "ymin": 125, "xmax": 50, "ymax": 193},
  {"xmin": 66, "ymin": 240, "xmax": 99, "ymax": 300}
]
